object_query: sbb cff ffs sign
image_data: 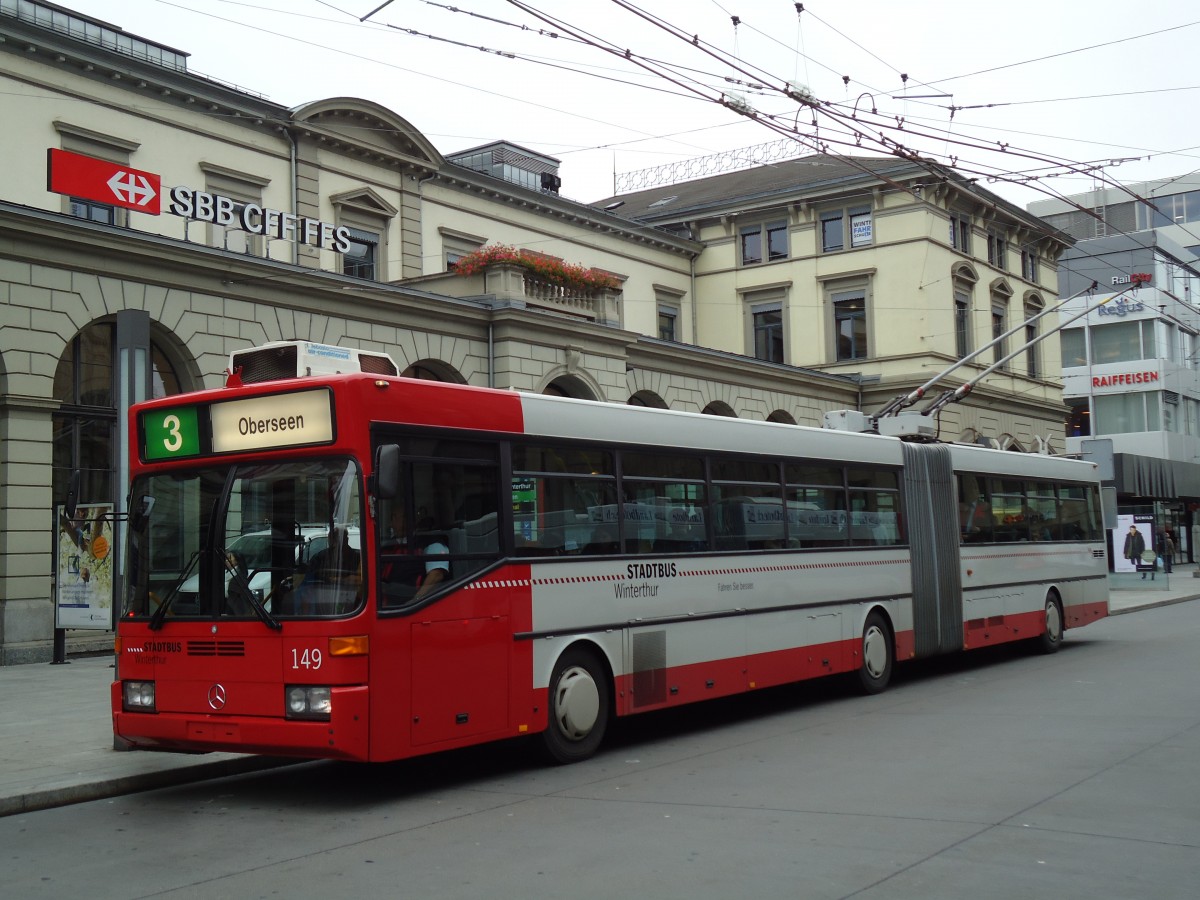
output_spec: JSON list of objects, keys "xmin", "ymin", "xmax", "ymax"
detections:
[
  {"xmin": 47, "ymin": 149, "xmax": 161, "ymax": 214},
  {"xmin": 47, "ymin": 148, "xmax": 352, "ymax": 252}
]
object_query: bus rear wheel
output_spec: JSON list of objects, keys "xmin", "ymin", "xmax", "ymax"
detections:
[
  {"xmin": 857, "ymin": 611, "xmax": 893, "ymax": 694},
  {"xmin": 542, "ymin": 647, "xmax": 610, "ymax": 764},
  {"xmin": 1036, "ymin": 594, "xmax": 1063, "ymax": 654}
]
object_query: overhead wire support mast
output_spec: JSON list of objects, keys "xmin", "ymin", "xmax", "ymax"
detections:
[
  {"xmin": 874, "ymin": 280, "xmax": 1110, "ymax": 420},
  {"xmin": 919, "ymin": 282, "xmax": 1144, "ymax": 418}
]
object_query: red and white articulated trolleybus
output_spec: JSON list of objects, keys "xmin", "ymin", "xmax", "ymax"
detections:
[{"xmin": 113, "ymin": 341, "xmax": 1108, "ymax": 764}]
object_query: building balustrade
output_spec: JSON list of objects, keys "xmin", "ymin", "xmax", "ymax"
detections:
[{"xmin": 403, "ymin": 262, "xmax": 622, "ymax": 327}]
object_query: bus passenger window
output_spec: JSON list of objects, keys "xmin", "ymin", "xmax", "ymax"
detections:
[
  {"xmin": 1058, "ymin": 486, "xmax": 1097, "ymax": 541},
  {"xmin": 1026, "ymin": 485, "xmax": 1058, "ymax": 541},
  {"xmin": 847, "ymin": 468, "xmax": 902, "ymax": 546},
  {"xmin": 990, "ymin": 478, "xmax": 1027, "ymax": 542},
  {"xmin": 958, "ymin": 473, "xmax": 993, "ymax": 543},
  {"xmin": 785, "ymin": 463, "xmax": 847, "ymax": 548},
  {"xmin": 582, "ymin": 524, "xmax": 620, "ymax": 555},
  {"xmin": 511, "ymin": 444, "xmax": 616, "ymax": 556},
  {"xmin": 380, "ymin": 503, "xmax": 448, "ymax": 606},
  {"xmin": 374, "ymin": 439, "xmax": 501, "ymax": 610}
]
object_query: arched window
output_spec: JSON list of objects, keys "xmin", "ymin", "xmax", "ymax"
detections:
[
  {"xmin": 953, "ymin": 265, "xmax": 978, "ymax": 361},
  {"xmin": 701, "ymin": 401, "xmax": 737, "ymax": 417},
  {"xmin": 52, "ymin": 321, "xmax": 186, "ymax": 509},
  {"xmin": 990, "ymin": 280, "xmax": 1014, "ymax": 371},
  {"xmin": 401, "ymin": 360, "xmax": 466, "ymax": 384},
  {"xmin": 543, "ymin": 375, "xmax": 598, "ymax": 400},
  {"xmin": 628, "ymin": 390, "xmax": 668, "ymax": 408}
]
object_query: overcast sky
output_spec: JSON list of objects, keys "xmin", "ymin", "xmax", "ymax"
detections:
[{"xmin": 55, "ymin": 0, "xmax": 1200, "ymax": 210}]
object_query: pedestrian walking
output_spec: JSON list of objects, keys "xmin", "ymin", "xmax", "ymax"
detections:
[{"xmin": 1158, "ymin": 526, "xmax": 1175, "ymax": 574}]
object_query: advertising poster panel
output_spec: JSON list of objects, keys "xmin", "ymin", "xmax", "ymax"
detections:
[
  {"xmin": 1113, "ymin": 513, "xmax": 1156, "ymax": 575},
  {"xmin": 55, "ymin": 503, "xmax": 115, "ymax": 630}
]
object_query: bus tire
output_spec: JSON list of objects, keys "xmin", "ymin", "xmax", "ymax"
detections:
[
  {"xmin": 857, "ymin": 610, "xmax": 893, "ymax": 695},
  {"xmin": 542, "ymin": 646, "xmax": 610, "ymax": 764},
  {"xmin": 1036, "ymin": 593, "xmax": 1063, "ymax": 655}
]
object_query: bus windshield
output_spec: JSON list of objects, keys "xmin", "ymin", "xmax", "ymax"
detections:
[{"xmin": 124, "ymin": 457, "xmax": 364, "ymax": 621}]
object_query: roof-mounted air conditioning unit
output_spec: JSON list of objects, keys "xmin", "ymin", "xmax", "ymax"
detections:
[
  {"xmin": 877, "ymin": 413, "xmax": 936, "ymax": 440},
  {"xmin": 230, "ymin": 341, "xmax": 398, "ymax": 385}
]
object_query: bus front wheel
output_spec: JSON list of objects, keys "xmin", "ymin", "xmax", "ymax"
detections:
[
  {"xmin": 857, "ymin": 611, "xmax": 893, "ymax": 694},
  {"xmin": 542, "ymin": 647, "xmax": 610, "ymax": 764}
]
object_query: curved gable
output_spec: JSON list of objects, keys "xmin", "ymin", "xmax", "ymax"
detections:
[{"xmin": 291, "ymin": 97, "xmax": 444, "ymax": 168}]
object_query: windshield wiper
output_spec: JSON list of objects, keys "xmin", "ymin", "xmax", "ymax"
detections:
[
  {"xmin": 148, "ymin": 550, "xmax": 200, "ymax": 631},
  {"xmin": 220, "ymin": 546, "xmax": 282, "ymax": 631}
]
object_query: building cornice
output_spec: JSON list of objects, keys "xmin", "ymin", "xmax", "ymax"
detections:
[
  {"xmin": 431, "ymin": 168, "xmax": 702, "ymax": 257},
  {"xmin": 0, "ymin": 9, "xmax": 284, "ymax": 128}
]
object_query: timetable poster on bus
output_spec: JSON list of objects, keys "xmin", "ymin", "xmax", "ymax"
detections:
[
  {"xmin": 54, "ymin": 503, "xmax": 115, "ymax": 630},
  {"xmin": 1114, "ymin": 513, "xmax": 1156, "ymax": 575},
  {"xmin": 512, "ymin": 479, "xmax": 537, "ymax": 543}
]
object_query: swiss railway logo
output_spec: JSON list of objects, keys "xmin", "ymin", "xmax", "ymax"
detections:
[{"xmin": 47, "ymin": 149, "xmax": 162, "ymax": 214}]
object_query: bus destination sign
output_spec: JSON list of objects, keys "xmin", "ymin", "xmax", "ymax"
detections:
[
  {"xmin": 140, "ymin": 389, "xmax": 334, "ymax": 460},
  {"xmin": 210, "ymin": 389, "xmax": 333, "ymax": 453}
]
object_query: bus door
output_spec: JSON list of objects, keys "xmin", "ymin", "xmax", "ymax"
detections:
[
  {"xmin": 372, "ymin": 435, "xmax": 507, "ymax": 749},
  {"xmin": 900, "ymin": 443, "xmax": 963, "ymax": 656}
]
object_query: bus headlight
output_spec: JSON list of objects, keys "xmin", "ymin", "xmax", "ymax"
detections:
[
  {"xmin": 123, "ymin": 680, "xmax": 156, "ymax": 711},
  {"xmin": 285, "ymin": 685, "xmax": 331, "ymax": 720}
]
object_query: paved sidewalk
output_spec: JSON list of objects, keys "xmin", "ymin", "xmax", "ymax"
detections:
[
  {"xmin": 3, "ymin": 574, "xmax": 1198, "ymax": 818},
  {"xmin": 0, "ymin": 654, "xmax": 293, "ymax": 817}
]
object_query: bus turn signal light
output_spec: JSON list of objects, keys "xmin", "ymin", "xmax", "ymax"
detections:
[{"xmin": 329, "ymin": 635, "xmax": 368, "ymax": 656}]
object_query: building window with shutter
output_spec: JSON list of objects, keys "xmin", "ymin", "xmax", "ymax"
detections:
[
  {"xmin": 69, "ymin": 197, "xmax": 115, "ymax": 224},
  {"xmin": 955, "ymin": 292, "xmax": 972, "ymax": 360},
  {"xmin": 342, "ymin": 227, "xmax": 379, "ymax": 280},
  {"xmin": 833, "ymin": 293, "xmax": 868, "ymax": 360},
  {"xmin": 987, "ymin": 229, "xmax": 1007, "ymax": 269},
  {"xmin": 740, "ymin": 220, "xmax": 788, "ymax": 265},
  {"xmin": 820, "ymin": 205, "xmax": 872, "ymax": 253},
  {"xmin": 950, "ymin": 211, "xmax": 972, "ymax": 254},
  {"xmin": 1024, "ymin": 297, "xmax": 1043, "ymax": 379},
  {"xmin": 752, "ymin": 303, "xmax": 784, "ymax": 363},
  {"xmin": 658, "ymin": 306, "xmax": 679, "ymax": 342}
]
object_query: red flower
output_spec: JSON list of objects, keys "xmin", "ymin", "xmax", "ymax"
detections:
[{"xmin": 455, "ymin": 244, "xmax": 619, "ymax": 291}]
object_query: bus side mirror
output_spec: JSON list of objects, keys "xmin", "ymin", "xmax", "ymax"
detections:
[
  {"xmin": 129, "ymin": 496, "xmax": 155, "ymax": 533},
  {"xmin": 374, "ymin": 444, "xmax": 399, "ymax": 501}
]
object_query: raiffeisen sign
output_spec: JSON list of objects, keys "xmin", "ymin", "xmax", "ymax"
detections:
[{"xmin": 46, "ymin": 149, "xmax": 351, "ymax": 252}]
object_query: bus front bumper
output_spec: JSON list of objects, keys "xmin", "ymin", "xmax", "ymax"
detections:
[{"xmin": 111, "ymin": 682, "xmax": 371, "ymax": 762}]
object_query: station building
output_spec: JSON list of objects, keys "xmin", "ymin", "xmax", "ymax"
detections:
[{"xmin": 0, "ymin": 1, "xmax": 1070, "ymax": 662}]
